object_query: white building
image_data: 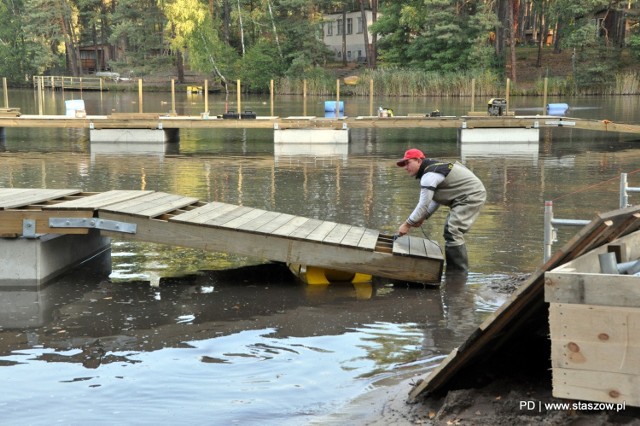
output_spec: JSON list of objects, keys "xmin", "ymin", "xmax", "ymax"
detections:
[{"xmin": 323, "ymin": 10, "xmax": 375, "ymax": 63}]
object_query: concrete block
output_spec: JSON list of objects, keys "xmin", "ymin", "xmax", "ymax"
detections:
[
  {"xmin": 90, "ymin": 128, "xmax": 178, "ymax": 143},
  {"xmin": 0, "ymin": 230, "xmax": 111, "ymax": 288},
  {"xmin": 274, "ymin": 128, "xmax": 350, "ymax": 144},
  {"xmin": 458, "ymin": 127, "xmax": 539, "ymax": 143}
]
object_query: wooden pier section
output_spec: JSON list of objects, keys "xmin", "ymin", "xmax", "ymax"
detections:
[
  {"xmin": 0, "ymin": 189, "xmax": 444, "ymax": 284},
  {"xmin": 0, "ymin": 113, "xmax": 640, "ymax": 135}
]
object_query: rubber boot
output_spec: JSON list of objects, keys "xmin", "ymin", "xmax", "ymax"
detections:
[{"xmin": 445, "ymin": 244, "xmax": 468, "ymax": 274}]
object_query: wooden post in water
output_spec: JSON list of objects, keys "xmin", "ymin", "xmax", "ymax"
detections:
[
  {"xmin": 237, "ymin": 80, "xmax": 241, "ymax": 116},
  {"xmin": 270, "ymin": 79, "xmax": 274, "ymax": 117},
  {"xmin": 138, "ymin": 79, "xmax": 143, "ymax": 113},
  {"xmin": 171, "ymin": 79, "xmax": 176, "ymax": 115},
  {"xmin": 369, "ymin": 78, "xmax": 374, "ymax": 116},
  {"xmin": 543, "ymin": 77, "xmax": 548, "ymax": 114},
  {"xmin": 204, "ymin": 80, "xmax": 209, "ymax": 114},
  {"xmin": 37, "ymin": 78, "xmax": 43, "ymax": 115},
  {"xmin": 3, "ymin": 77, "xmax": 8, "ymax": 108},
  {"xmin": 303, "ymin": 79, "xmax": 307, "ymax": 116},
  {"xmin": 336, "ymin": 79, "xmax": 340, "ymax": 117},
  {"xmin": 471, "ymin": 78, "xmax": 476, "ymax": 113},
  {"xmin": 505, "ymin": 78, "xmax": 510, "ymax": 114}
]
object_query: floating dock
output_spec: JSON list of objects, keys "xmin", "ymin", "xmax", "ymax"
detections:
[
  {"xmin": 1, "ymin": 114, "xmax": 639, "ymax": 143},
  {"xmin": 0, "ymin": 189, "xmax": 443, "ymax": 287}
]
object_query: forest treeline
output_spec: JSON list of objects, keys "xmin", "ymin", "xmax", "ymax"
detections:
[{"xmin": 1, "ymin": 0, "xmax": 639, "ymax": 96}]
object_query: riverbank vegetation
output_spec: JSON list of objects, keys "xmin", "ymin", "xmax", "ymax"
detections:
[{"xmin": 2, "ymin": 1, "xmax": 640, "ymax": 97}]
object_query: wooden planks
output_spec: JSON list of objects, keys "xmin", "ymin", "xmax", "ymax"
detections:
[
  {"xmin": 552, "ymin": 369, "xmax": 640, "ymax": 407},
  {"xmin": 408, "ymin": 203, "xmax": 640, "ymax": 402},
  {"xmin": 43, "ymin": 190, "xmax": 152, "ymax": 210},
  {"xmin": 549, "ymin": 303, "xmax": 640, "ymax": 375},
  {"xmin": 0, "ymin": 188, "xmax": 81, "ymax": 209},
  {"xmin": 170, "ymin": 201, "xmax": 383, "ymax": 252},
  {"xmin": 99, "ymin": 192, "xmax": 199, "ymax": 217},
  {"xmin": 0, "ymin": 210, "xmax": 91, "ymax": 236},
  {"xmin": 551, "ymin": 304, "xmax": 640, "ymax": 407},
  {"xmin": 393, "ymin": 235, "xmax": 439, "ymax": 258}
]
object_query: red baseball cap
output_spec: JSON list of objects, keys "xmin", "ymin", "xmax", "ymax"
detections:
[{"xmin": 396, "ymin": 148, "xmax": 425, "ymax": 166}]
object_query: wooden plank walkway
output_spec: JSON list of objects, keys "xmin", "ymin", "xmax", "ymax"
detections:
[
  {"xmin": 1, "ymin": 114, "xmax": 639, "ymax": 135},
  {"xmin": 0, "ymin": 189, "xmax": 443, "ymax": 283}
]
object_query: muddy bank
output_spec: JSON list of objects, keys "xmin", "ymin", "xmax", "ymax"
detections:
[{"xmin": 324, "ymin": 273, "xmax": 640, "ymax": 425}]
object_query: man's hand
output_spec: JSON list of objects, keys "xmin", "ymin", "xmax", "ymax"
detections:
[{"xmin": 398, "ymin": 222, "xmax": 411, "ymax": 236}]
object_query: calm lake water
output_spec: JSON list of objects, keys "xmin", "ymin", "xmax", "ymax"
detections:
[{"xmin": 1, "ymin": 87, "xmax": 639, "ymax": 424}]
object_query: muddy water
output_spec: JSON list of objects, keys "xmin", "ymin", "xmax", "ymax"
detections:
[{"xmin": 0, "ymin": 90, "xmax": 639, "ymax": 424}]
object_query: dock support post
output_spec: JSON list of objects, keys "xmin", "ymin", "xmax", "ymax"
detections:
[
  {"xmin": 471, "ymin": 78, "xmax": 475, "ymax": 113},
  {"xmin": 543, "ymin": 77, "xmax": 548, "ymax": 113},
  {"xmin": 336, "ymin": 79, "xmax": 340, "ymax": 117},
  {"xmin": 369, "ymin": 78, "xmax": 374, "ymax": 116},
  {"xmin": 2, "ymin": 77, "xmax": 8, "ymax": 108},
  {"xmin": 270, "ymin": 79, "xmax": 274, "ymax": 117},
  {"xmin": 505, "ymin": 78, "xmax": 511, "ymax": 115},
  {"xmin": 204, "ymin": 80, "xmax": 209, "ymax": 114},
  {"xmin": 303, "ymin": 79, "xmax": 307, "ymax": 116},
  {"xmin": 237, "ymin": 80, "xmax": 241, "ymax": 116},
  {"xmin": 171, "ymin": 79, "xmax": 176, "ymax": 115}
]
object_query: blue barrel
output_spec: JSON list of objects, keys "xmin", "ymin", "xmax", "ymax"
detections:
[
  {"xmin": 547, "ymin": 103, "xmax": 569, "ymax": 115},
  {"xmin": 324, "ymin": 101, "xmax": 344, "ymax": 112}
]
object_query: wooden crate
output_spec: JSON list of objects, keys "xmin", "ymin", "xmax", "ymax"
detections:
[{"xmin": 545, "ymin": 229, "xmax": 640, "ymax": 407}]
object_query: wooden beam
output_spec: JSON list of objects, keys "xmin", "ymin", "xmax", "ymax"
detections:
[{"xmin": 0, "ymin": 210, "xmax": 91, "ymax": 235}]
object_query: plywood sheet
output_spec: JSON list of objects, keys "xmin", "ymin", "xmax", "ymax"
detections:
[
  {"xmin": 552, "ymin": 368, "xmax": 639, "ymax": 407},
  {"xmin": 549, "ymin": 303, "xmax": 640, "ymax": 375}
]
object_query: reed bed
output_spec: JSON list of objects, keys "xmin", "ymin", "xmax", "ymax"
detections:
[{"xmin": 275, "ymin": 67, "xmax": 640, "ymax": 97}]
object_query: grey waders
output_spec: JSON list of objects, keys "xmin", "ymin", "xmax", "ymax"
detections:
[{"xmin": 445, "ymin": 244, "xmax": 468, "ymax": 273}]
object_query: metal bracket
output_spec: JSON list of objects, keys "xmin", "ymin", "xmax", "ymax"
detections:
[
  {"xmin": 23, "ymin": 219, "xmax": 37, "ymax": 238},
  {"xmin": 49, "ymin": 217, "xmax": 137, "ymax": 234}
]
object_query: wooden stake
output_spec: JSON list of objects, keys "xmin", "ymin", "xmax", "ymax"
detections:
[
  {"xmin": 471, "ymin": 78, "xmax": 476, "ymax": 113},
  {"xmin": 171, "ymin": 79, "xmax": 176, "ymax": 115},
  {"xmin": 369, "ymin": 78, "xmax": 374, "ymax": 116},
  {"xmin": 3, "ymin": 77, "xmax": 8, "ymax": 109},
  {"xmin": 237, "ymin": 80, "xmax": 241, "ymax": 117},
  {"xmin": 138, "ymin": 79, "xmax": 143, "ymax": 113},
  {"xmin": 303, "ymin": 79, "xmax": 307, "ymax": 117},
  {"xmin": 270, "ymin": 79, "xmax": 274, "ymax": 117},
  {"xmin": 204, "ymin": 80, "xmax": 209, "ymax": 113},
  {"xmin": 543, "ymin": 77, "xmax": 548, "ymax": 114},
  {"xmin": 336, "ymin": 79, "xmax": 340, "ymax": 117}
]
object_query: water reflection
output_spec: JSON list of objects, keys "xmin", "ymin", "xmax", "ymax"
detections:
[
  {"xmin": 2, "ymin": 90, "xmax": 640, "ymax": 423},
  {"xmin": 0, "ymin": 260, "xmax": 479, "ymax": 425}
]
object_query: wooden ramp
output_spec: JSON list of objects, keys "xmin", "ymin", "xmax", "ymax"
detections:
[
  {"xmin": 0, "ymin": 189, "xmax": 443, "ymax": 284},
  {"xmin": 408, "ymin": 205, "xmax": 640, "ymax": 401}
]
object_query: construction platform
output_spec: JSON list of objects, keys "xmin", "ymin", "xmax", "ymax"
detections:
[{"xmin": 408, "ymin": 204, "xmax": 640, "ymax": 408}]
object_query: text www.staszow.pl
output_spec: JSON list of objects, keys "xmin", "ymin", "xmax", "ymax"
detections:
[{"xmin": 519, "ymin": 400, "xmax": 626, "ymax": 412}]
